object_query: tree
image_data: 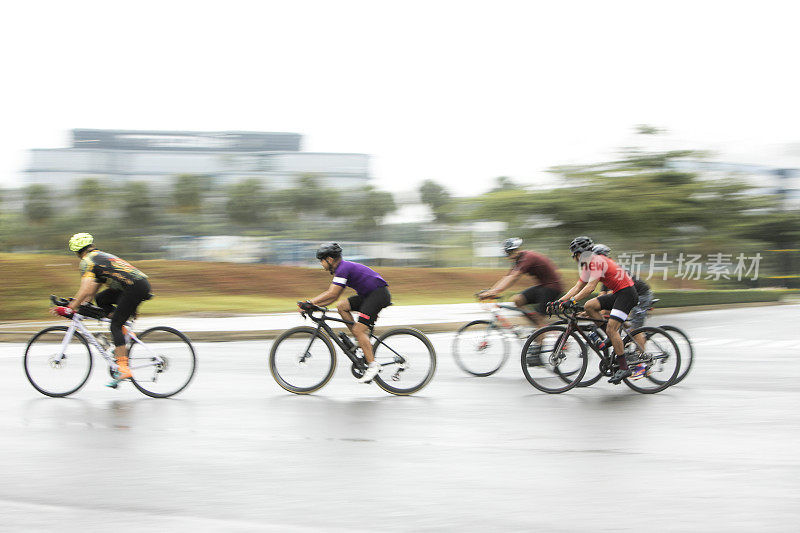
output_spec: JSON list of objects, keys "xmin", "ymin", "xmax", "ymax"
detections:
[
  {"xmin": 74, "ymin": 178, "xmax": 108, "ymax": 218},
  {"xmin": 122, "ymin": 181, "xmax": 156, "ymax": 227},
  {"xmin": 226, "ymin": 179, "xmax": 269, "ymax": 225},
  {"xmin": 489, "ymin": 176, "xmax": 520, "ymax": 193},
  {"xmin": 172, "ymin": 174, "xmax": 211, "ymax": 214},
  {"xmin": 23, "ymin": 184, "xmax": 52, "ymax": 223},
  {"xmin": 464, "ymin": 128, "xmax": 773, "ymax": 256},
  {"xmin": 285, "ymin": 174, "xmax": 326, "ymax": 214},
  {"xmin": 358, "ymin": 186, "xmax": 396, "ymax": 229},
  {"xmin": 419, "ymin": 180, "xmax": 452, "ymax": 223}
]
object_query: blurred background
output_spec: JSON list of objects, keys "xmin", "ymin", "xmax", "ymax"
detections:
[
  {"xmin": 1, "ymin": 0, "xmax": 799, "ymax": 317},
  {"xmin": 2, "ymin": 4, "xmax": 800, "ymax": 531}
]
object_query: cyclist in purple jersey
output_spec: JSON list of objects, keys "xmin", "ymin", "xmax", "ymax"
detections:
[{"xmin": 302, "ymin": 242, "xmax": 391, "ymax": 383}]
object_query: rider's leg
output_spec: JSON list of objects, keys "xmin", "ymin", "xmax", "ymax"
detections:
[
  {"xmin": 352, "ymin": 322, "xmax": 374, "ymax": 363},
  {"xmin": 109, "ymin": 296, "xmax": 138, "ymax": 380},
  {"xmin": 95, "ymin": 288, "xmax": 121, "ymax": 317},
  {"xmin": 604, "ymin": 318, "xmax": 625, "ymax": 365},
  {"xmin": 336, "ymin": 298, "xmax": 356, "ymax": 335},
  {"xmin": 107, "ymin": 281, "xmax": 149, "ymax": 383},
  {"xmin": 511, "ymin": 293, "xmax": 545, "ymax": 328},
  {"xmin": 630, "ymin": 290, "xmax": 653, "ymax": 350}
]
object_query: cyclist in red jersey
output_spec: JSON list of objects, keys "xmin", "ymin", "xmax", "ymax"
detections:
[{"xmin": 557, "ymin": 236, "xmax": 640, "ymax": 384}]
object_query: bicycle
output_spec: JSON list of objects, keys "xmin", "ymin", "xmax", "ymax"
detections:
[
  {"xmin": 269, "ymin": 302, "xmax": 436, "ymax": 396},
  {"xmin": 23, "ymin": 295, "xmax": 197, "ymax": 398},
  {"xmin": 451, "ymin": 292, "xmax": 540, "ymax": 376},
  {"xmin": 529, "ymin": 302, "xmax": 680, "ymax": 394},
  {"xmin": 563, "ymin": 299, "xmax": 694, "ymax": 387}
]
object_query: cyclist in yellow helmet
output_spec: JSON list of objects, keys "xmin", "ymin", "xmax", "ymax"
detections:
[{"xmin": 51, "ymin": 233, "xmax": 152, "ymax": 387}]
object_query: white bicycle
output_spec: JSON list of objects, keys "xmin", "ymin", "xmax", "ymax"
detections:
[{"xmin": 23, "ymin": 296, "xmax": 196, "ymax": 398}]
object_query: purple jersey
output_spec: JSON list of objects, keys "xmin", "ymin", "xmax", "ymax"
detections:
[{"xmin": 332, "ymin": 260, "xmax": 388, "ymax": 297}]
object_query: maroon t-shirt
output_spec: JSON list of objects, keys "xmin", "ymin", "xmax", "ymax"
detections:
[{"xmin": 510, "ymin": 251, "xmax": 563, "ymax": 291}]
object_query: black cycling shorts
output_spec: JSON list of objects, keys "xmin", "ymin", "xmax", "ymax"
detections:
[
  {"xmin": 96, "ymin": 279, "xmax": 152, "ymax": 346},
  {"xmin": 347, "ymin": 286, "xmax": 391, "ymax": 327},
  {"xmin": 519, "ymin": 285, "xmax": 561, "ymax": 314},
  {"xmin": 597, "ymin": 286, "xmax": 639, "ymax": 323}
]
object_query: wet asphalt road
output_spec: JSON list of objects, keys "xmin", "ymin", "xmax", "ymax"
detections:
[{"xmin": 0, "ymin": 305, "xmax": 798, "ymax": 532}]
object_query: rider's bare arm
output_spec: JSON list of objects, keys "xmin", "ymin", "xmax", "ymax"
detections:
[
  {"xmin": 68, "ymin": 277, "xmax": 101, "ymax": 311},
  {"xmin": 308, "ymin": 284, "xmax": 346, "ymax": 307},
  {"xmin": 560, "ymin": 280, "xmax": 587, "ymax": 302},
  {"xmin": 483, "ymin": 271, "xmax": 523, "ymax": 298},
  {"xmin": 572, "ymin": 279, "xmax": 600, "ymax": 302}
]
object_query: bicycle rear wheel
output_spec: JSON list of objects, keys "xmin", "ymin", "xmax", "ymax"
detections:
[
  {"xmin": 373, "ymin": 328, "xmax": 436, "ymax": 395},
  {"xmin": 269, "ymin": 326, "xmax": 336, "ymax": 394},
  {"xmin": 24, "ymin": 326, "xmax": 93, "ymax": 397},
  {"xmin": 622, "ymin": 326, "xmax": 680, "ymax": 394},
  {"xmin": 452, "ymin": 320, "xmax": 509, "ymax": 376},
  {"xmin": 658, "ymin": 325, "xmax": 694, "ymax": 385},
  {"xmin": 521, "ymin": 325, "xmax": 587, "ymax": 394},
  {"xmin": 129, "ymin": 327, "xmax": 197, "ymax": 398}
]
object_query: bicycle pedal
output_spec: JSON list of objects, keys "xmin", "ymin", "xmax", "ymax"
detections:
[{"xmin": 106, "ymin": 379, "xmax": 121, "ymax": 389}]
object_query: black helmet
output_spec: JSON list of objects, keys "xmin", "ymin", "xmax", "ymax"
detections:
[
  {"xmin": 592, "ymin": 244, "xmax": 611, "ymax": 257},
  {"xmin": 569, "ymin": 235, "xmax": 594, "ymax": 255},
  {"xmin": 316, "ymin": 242, "xmax": 342, "ymax": 260},
  {"xmin": 502, "ymin": 237, "xmax": 523, "ymax": 255}
]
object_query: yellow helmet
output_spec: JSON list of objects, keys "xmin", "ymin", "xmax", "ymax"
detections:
[{"xmin": 68, "ymin": 233, "xmax": 94, "ymax": 252}]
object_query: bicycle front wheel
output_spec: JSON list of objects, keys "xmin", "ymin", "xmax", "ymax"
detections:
[
  {"xmin": 622, "ymin": 326, "xmax": 680, "ymax": 394},
  {"xmin": 24, "ymin": 326, "xmax": 93, "ymax": 397},
  {"xmin": 452, "ymin": 320, "xmax": 509, "ymax": 376},
  {"xmin": 269, "ymin": 327, "xmax": 336, "ymax": 394},
  {"xmin": 658, "ymin": 325, "xmax": 694, "ymax": 385},
  {"xmin": 129, "ymin": 327, "xmax": 197, "ymax": 398},
  {"xmin": 373, "ymin": 328, "xmax": 436, "ymax": 395},
  {"xmin": 521, "ymin": 325, "xmax": 587, "ymax": 394}
]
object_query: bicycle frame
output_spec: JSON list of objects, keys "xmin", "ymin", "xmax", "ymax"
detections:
[
  {"xmin": 550, "ymin": 305, "xmax": 674, "ymax": 374},
  {"xmin": 56, "ymin": 313, "xmax": 163, "ymax": 372},
  {"xmin": 301, "ymin": 307, "xmax": 408, "ymax": 372},
  {"xmin": 549, "ymin": 307, "xmax": 637, "ymax": 366},
  {"xmin": 479, "ymin": 299, "xmax": 539, "ymax": 341}
]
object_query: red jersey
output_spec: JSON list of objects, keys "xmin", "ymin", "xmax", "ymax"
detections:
[
  {"xmin": 579, "ymin": 254, "xmax": 634, "ymax": 293},
  {"xmin": 510, "ymin": 251, "xmax": 563, "ymax": 291}
]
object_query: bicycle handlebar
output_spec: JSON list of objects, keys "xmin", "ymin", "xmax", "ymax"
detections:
[
  {"xmin": 474, "ymin": 290, "xmax": 500, "ymax": 301},
  {"xmin": 297, "ymin": 301, "xmax": 329, "ymax": 319},
  {"xmin": 49, "ymin": 295, "xmax": 107, "ymax": 320},
  {"xmin": 545, "ymin": 301, "xmax": 585, "ymax": 320},
  {"xmin": 51, "ymin": 295, "xmax": 70, "ymax": 306}
]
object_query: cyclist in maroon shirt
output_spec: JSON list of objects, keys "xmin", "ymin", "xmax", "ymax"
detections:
[{"xmin": 480, "ymin": 238, "xmax": 563, "ymax": 329}]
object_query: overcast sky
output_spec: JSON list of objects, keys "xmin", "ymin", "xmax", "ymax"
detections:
[{"xmin": 2, "ymin": 0, "xmax": 799, "ymax": 196}]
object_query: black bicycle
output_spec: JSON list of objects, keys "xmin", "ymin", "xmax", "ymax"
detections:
[
  {"xmin": 561, "ymin": 299, "xmax": 694, "ymax": 387},
  {"xmin": 523, "ymin": 302, "xmax": 681, "ymax": 394},
  {"xmin": 268, "ymin": 302, "xmax": 436, "ymax": 396}
]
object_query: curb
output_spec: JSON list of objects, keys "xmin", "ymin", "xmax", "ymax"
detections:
[{"xmin": 0, "ymin": 300, "xmax": 794, "ymax": 343}]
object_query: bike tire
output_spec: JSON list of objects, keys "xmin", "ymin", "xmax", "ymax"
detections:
[
  {"xmin": 129, "ymin": 326, "xmax": 197, "ymax": 398},
  {"xmin": 269, "ymin": 326, "xmax": 336, "ymax": 394},
  {"xmin": 373, "ymin": 328, "xmax": 436, "ymax": 396},
  {"xmin": 23, "ymin": 326, "xmax": 93, "ymax": 397},
  {"xmin": 658, "ymin": 325, "xmax": 694, "ymax": 385},
  {"xmin": 520, "ymin": 325, "xmax": 587, "ymax": 394},
  {"xmin": 452, "ymin": 320, "xmax": 509, "ymax": 377},
  {"xmin": 622, "ymin": 326, "xmax": 681, "ymax": 394}
]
